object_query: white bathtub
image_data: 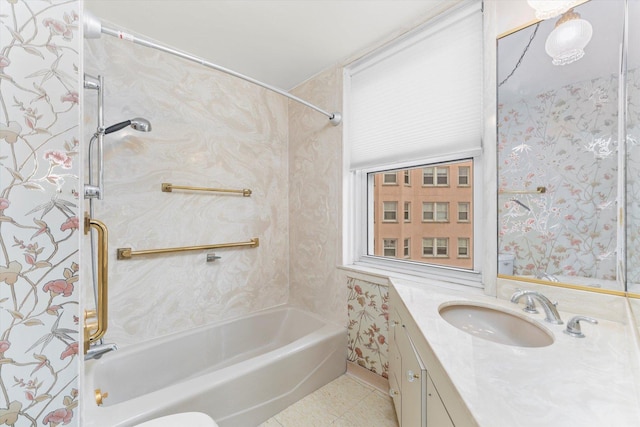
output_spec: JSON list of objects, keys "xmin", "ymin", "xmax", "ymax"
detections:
[{"xmin": 83, "ymin": 306, "xmax": 346, "ymax": 427}]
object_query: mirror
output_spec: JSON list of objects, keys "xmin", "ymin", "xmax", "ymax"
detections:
[{"xmin": 497, "ymin": 0, "xmax": 631, "ymax": 293}]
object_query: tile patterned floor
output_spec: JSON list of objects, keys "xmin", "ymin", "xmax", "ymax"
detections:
[{"xmin": 259, "ymin": 374, "xmax": 399, "ymax": 427}]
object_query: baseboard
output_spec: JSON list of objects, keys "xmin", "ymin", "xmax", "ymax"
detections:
[{"xmin": 346, "ymin": 361, "xmax": 389, "ymax": 394}]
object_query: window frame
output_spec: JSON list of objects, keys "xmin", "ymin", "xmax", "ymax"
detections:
[
  {"xmin": 422, "ymin": 202, "xmax": 449, "ymax": 223},
  {"xmin": 382, "ymin": 201, "xmax": 398, "ymax": 222},
  {"xmin": 458, "ymin": 166, "xmax": 471, "ymax": 187},
  {"xmin": 344, "ymin": 152, "xmax": 483, "ymax": 287},
  {"xmin": 423, "ymin": 166, "xmax": 450, "ymax": 187},
  {"xmin": 457, "ymin": 202, "xmax": 470, "ymax": 222},
  {"xmin": 404, "ymin": 201, "xmax": 411, "ymax": 222},
  {"xmin": 422, "ymin": 237, "xmax": 449, "ymax": 258},
  {"xmin": 383, "ymin": 238, "xmax": 397, "ymax": 257},
  {"xmin": 383, "ymin": 172, "xmax": 398, "ymax": 185},
  {"xmin": 458, "ymin": 237, "xmax": 470, "ymax": 258}
]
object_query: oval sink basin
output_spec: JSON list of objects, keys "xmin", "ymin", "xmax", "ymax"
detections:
[{"xmin": 439, "ymin": 302, "xmax": 554, "ymax": 348}]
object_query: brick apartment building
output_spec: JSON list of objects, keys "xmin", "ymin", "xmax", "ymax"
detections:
[{"xmin": 372, "ymin": 160, "xmax": 473, "ymax": 269}]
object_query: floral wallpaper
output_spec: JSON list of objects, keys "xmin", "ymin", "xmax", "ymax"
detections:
[
  {"xmin": 347, "ymin": 277, "xmax": 389, "ymax": 379},
  {"xmin": 0, "ymin": 1, "xmax": 80, "ymax": 426},
  {"xmin": 626, "ymin": 69, "xmax": 640, "ymax": 291},
  {"xmin": 498, "ymin": 74, "xmax": 618, "ymax": 282}
]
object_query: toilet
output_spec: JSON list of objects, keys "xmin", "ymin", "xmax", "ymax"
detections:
[{"xmin": 134, "ymin": 412, "xmax": 218, "ymax": 427}]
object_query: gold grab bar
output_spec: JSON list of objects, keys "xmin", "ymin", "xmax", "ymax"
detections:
[
  {"xmin": 161, "ymin": 183, "xmax": 252, "ymax": 197},
  {"xmin": 117, "ymin": 238, "xmax": 259, "ymax": 260},
  {"xmin": 499, "ymin": 186, "xmax": 546, "ymax": 195},
  {"xmin": 83, "ymin": 214, "xmax": 109, "ymax": 355}
]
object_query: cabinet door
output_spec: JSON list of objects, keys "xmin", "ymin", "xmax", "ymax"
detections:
[
  {"xmin": 426, "ymin": 374, "xmax": 455, "ymax": 427},
  {"xmin": 388, "ymin": 309, "xmax": 402, "ymax": 423},
  {"xmin": 397, "ymin": 325, "xmax": 426, "ymax": 427}
]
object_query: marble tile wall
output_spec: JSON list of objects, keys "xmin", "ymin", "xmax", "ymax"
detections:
[
  {"xmin": 288, "ymin": 67, "xmax": 346, "ymax": 326},
  {"xmin": 0, "ymin": 1, "xmax": 80, "ymax": 425},
  {"xmin": 84, "ymin": 34, "xmax": 290, "ymax": 346}
]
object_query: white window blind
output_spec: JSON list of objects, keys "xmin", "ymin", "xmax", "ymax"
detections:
[{"xmin": 346, "ymin": 1, "xmax": 482, "ymax": 170}]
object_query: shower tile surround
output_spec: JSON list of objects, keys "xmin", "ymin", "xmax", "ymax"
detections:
[{"xmin": 84, "ymin": 36, "xmax": 291, "ymax": 345}]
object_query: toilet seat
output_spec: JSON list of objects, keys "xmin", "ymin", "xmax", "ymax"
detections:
[{"xmin": 134, "ymin": 412, "xmax": 218, "ymax": 427}]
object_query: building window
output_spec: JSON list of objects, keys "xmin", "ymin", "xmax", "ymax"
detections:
[
  {"xmin": 458, "ymin": 238, "xmax": 470, "ymax": 258},
  {"xmin": 458, "ymin": 202, "xmax": 470, "ymax": 222},
  {"xmin": 422, "ymin": 202, "xmax": 449, "ymax": 222},
  {"xmin": 423, "ymin": 166, "xmax": 449, "ymax": 186},
  {"xmin": 383, "ymin": 201, "xmax": 398, "ymax": 222},
  {"xmin": 383, "ymin": 172, "xmax": 398, "ymax": 185},
  {"xmin": 404, "ymin": 238, "xmax": 410, "ymax": 258},
  {"xmin": 404, "ymin": 170, "xmax": 411, "ymax": 186},
  {"xmin": 384, "ymin": 239, "xmax": 397, "ymax": 257},
  {"xmin": 458, "ymin": 166, "xmax": 470, "ymax": 186},
  {"xmin": 423, "ymin": 238, "xmax": 448, "ymax": 258},
  {"xmin": 404, "ymin": 201, "xmax": 411, "ymax": 222}
]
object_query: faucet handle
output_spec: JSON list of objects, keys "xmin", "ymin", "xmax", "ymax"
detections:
[
  {"xmin": 564, "ymin": 316, "xmax": 598, "ymax": 338},
  {"xmin": 522, "ymin": 295, "xmax": 538, "ymax": 314},
  {"xmin": 512, "ymin": 289, "xmax": 538, "ymax": 313}
]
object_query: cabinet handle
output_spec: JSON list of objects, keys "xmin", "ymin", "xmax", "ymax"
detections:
[
  {"xmin": 389, "ymin": 388, "xmax": 399, "ymax": 397},
  {"xmin": 407, "ymin": 370, "xmax": 420, "ymax": 382}
]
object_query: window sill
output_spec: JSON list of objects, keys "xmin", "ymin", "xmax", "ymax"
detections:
[
  {"xmin": 340, "ymin": 256, "xmax": 482, "ymax": 289},
  {"xmin": 339, "ymin": 262, "xmax": 484, "ymax": 293}
]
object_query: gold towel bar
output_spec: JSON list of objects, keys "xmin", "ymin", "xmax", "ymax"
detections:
[
  {"xmin": 117, "ymin": 238, "xmax": 259, "ymax": 260},
  {"xmin": 499, "ymin": 186, "xmax": 546, "ymax": 195},
  {"xmin": 162, "ymin": 182, "xmax": 252, "ymax": 197}
]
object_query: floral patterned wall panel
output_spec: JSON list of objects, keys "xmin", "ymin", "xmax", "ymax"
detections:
[
  {"xmin": 0, "ymin": 1, "xmax": 80, "ymax": 425},
  {"xmin": 347, "ymin": 277, "xmax": 389, "ymax": 379},
  {"xmin": 626, "ymin": 69, "xmax": 640, "ymax": 291},
  {"xmin": 498, "ymin": 74, "xmax": 618, "ymax": 281}
]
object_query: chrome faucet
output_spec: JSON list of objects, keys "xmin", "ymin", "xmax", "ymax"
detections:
[
  {"xmin": 564, "ymin": 316, "xmax": 598, "ymax": 338},
  {"xmin": 535, "ymin": 271, "xmax": 559, "ymax": 282},
  {"xmin": 510, "ymin": 290, "xmax": 563, "ymax": 324},
  {"xmin": 84, "ymin": 342, "xmax": 117, "ymax": 360}
]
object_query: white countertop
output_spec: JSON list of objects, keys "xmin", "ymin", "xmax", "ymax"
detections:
[{"xmin": 392, "ymin": 279, "xmax": 640, "ymax": 427}]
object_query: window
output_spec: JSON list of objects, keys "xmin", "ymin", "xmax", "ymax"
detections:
[
  {"xmin": 383, "ymin": 172, "xmax": 398, "ymax": 185},
  {"xmin": 423, "ymin": 202, "xmax": 449, "ymax": 222},
  {"xmin": 458, "ymin": 238, "xmax": 469, "ymax": 258},
  {"xmin": 458, "ymin": 202, "xmax": 470, "ymax": 222},
  {"xmin": 422, "ymin": 166, "xmax": 450, "ymax": 186},
  {"xmin": 344, "ymin": 1, "xmax": 483, "ymax": 285},
  {"xmin": 458, "ymin": 166, "xmax": 470, "ymax": 186},
  {"xmin": 384, "ymin": 239, "xmax": 397, "ymax": 257},
  {"xmin": 383, "ymin": 201, "xmax": 398, "ymax": 222},
  {"xmin": 423, "ymin": 238, "xmax": 448, "ymax": 257}
]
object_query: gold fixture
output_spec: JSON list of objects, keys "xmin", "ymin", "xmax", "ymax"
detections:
[
  {"xmin": 161, "ymin": 182, "xmax": 252, "ymax": 197},
  {"xmin": 83, "ymin": 214, "xmax": 109, "ymax": 355},
  {"xmin": 499, "ymin": 186, "xmax": 546, "ymax": 195},
  {"xmin": 94, "ymin": 388, "xmax": 109, "ymax": 406},
  {"xmin": 117, "ymin": 238, "xmax": 260, "ymax": 260}
]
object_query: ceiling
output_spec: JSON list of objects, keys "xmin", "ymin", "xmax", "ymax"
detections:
[{"xmin": 85, "ymin": 0, "xmax": 452, "ymax": 90}]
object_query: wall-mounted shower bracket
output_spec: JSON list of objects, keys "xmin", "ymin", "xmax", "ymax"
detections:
[{"xmin": 84, "ymin": 184, "xmax": 101, "ymax": 199}]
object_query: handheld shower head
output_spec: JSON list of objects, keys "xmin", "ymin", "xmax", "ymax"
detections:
[{"xmin": 103, "ymin": 118, "xmax": 152, "ymax": 135}]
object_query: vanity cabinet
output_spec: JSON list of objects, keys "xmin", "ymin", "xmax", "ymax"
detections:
[{"xmin": 389, "ymin": 285, "xmax": 474, "ymax": 427}]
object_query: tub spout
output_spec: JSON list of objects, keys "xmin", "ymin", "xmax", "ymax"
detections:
[{"xmin": 85, "ymin": 343, "xmax": 117, "ymax": 360}]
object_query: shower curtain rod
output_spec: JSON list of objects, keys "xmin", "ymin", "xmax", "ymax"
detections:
[{"xmin": 84, "ymin": 12, "xmax": 341, "ymax": 125}]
